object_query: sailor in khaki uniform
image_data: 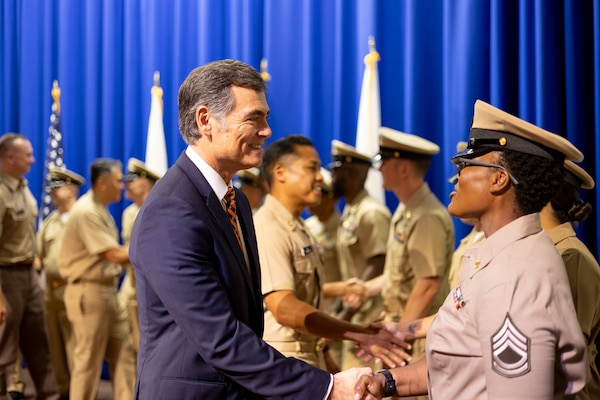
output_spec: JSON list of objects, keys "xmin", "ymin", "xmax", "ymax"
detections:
[
  {"xmin": 355, "ymin": 128, "xmax": 453, "ymax": 395},
  {"xmin": 305, "ymin": 168, "xmax": 342, "ymax": 370},
  {"xmin": 329, "ymin": 140, "xmax": 391, "ymax": 371},
  {"xmin": 58, "ymin": 159, "xmax": 134, "ymax": 400},
  {"xmin": 0, "ymin": 133, "xmax": 59, "ymax": 400},
  {"xmin": 120, "ymin": 158, "xmax": 160, "ymax": 354},
  {"xmin": 540, "ymin": 160, "xmax": 600, "ymax": 400},
  {"xmin": 354, "ymin": 100, "xmax": 588, "ymax": 399},
  {"xmin": 305, "ymin": 168, "xmax": 341, "ymax": 314},
  {"xmin": 38, "ymin": 167, "xmax": 85, "ymax": 398},
  {"xmin": 233, "ymin": 167, "xmax": 267, "ymax": 212},
  {"xmin": 255, "ymin": 135, "xmax": 407, "ymax": 369}
]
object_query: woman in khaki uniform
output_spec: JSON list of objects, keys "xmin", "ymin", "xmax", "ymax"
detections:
[
  {"xmin": 355, "ymin": 100, "xmax": 588, "ymax": 399},
  {"xmin": 540, "ymin": 160, "xmax": 600, "ymax": 400}
]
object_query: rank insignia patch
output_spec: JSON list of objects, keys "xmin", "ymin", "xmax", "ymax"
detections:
[{"xmin": 491, "ymin": 314, "xmax": 530, "ymax": 377}]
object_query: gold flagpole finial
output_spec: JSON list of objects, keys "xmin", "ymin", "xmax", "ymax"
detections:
[
  {"xmin": 364, "ymin": 36, "xmax": 380, "ymax": 67},
  {"xmin": 260, "ymin": 58, "xmax": 271, "ymax": 82},
  {"xmin": 151, "ymin": 71, "xmax": 164, "ymax": 111},
  {"xmin": 51, "ymin": 80, "xmax": 61, "ymax": 116}
]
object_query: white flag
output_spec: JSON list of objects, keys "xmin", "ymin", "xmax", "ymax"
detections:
[
  {"xmin": 145, "ymin": 71, "xmax": 168, "ymax": 177},
  {"xmin": 355, "ymin": 37, "xmax": 385, "ymax": 204}
]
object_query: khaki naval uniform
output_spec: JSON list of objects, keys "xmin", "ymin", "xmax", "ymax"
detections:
[
  {"xmin": 426, "ymin": 214, "xmax": 587, "ymax": 399},
  {"xmin": 0, "ymin": 171, "xmax": 59, "ymax": 399},
  {"xmin": 38, "ymin": 210, "xmax": 74, "ymax": 396},
  {"xmin": 305, "ymin": 209, "xmax": 342, "ymax": 369},
  {"xmin": 58, "ymin": 190, "xmax": 134, "ymax": 400},
  {"xmin": 382, "ymin": 183, "xmax": 453, "ymax": 370},
  {"xmin": 255, "ymin": 195, "xmax": 323, "ymax": 367},
  {"xmin": 120, "ymin": 203, "xmax": 140, "ymax": 353},
  {"xmin": 337, "ymin": 189, "xmax": 390, "ymax": 370},
  {"xmin": 304, "ymin": 210, "xmax": 341, "ymax": 313},
  {"xmin": 448, "ymin": 227, "xmax": 485, "ymax": 289},
  {"xmin": 548, "ymin": 222, "xmax": 600, "ymax": 400}
]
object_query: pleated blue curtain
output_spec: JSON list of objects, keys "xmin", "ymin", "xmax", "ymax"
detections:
[{"xmin": 1, "ymin": 0, "xmax": 598, "ymax": 255}]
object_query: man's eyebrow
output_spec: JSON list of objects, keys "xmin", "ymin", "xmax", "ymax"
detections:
[{"xmin": 245, "ymin": 109, "xmax": 270, "ymax": 118}]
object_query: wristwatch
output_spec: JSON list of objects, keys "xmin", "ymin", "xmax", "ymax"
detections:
[{"xmin": 375, "ymin": 369, "xmax": 396, "ymax": 397}]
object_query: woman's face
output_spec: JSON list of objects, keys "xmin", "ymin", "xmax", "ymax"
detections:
[{"xmin": 447, "ymin": 152, "xmax": 502, "ymax": 219}]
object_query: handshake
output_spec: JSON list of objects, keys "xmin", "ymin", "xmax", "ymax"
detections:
[
  {"xmin": 330, "ymin": 366, "xmax": 397, "ymax": 400},
  {"xmin": 325, "ymin": 312, "xmax": 433, "ymax": 399}
]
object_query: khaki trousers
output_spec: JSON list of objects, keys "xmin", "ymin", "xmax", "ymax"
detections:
[
  {"xmin": 44, "ymin": 284, "xmax": 73, "ymax": 397},
  {"xmin": 65, "ymin": 282, "xmax": 135, "ymax": 400}
]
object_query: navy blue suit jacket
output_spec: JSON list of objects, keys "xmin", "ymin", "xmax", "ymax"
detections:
[{"xmin": 130, "ymin": 152, "xmax": 330, "ymax": 399}]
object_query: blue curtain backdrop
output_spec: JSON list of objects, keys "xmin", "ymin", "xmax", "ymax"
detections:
[{"xmin": 1, "ymin": 0, "xmax": 598, "ymax": 258}]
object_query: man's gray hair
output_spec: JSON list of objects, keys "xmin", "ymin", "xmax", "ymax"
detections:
[{"xmin": 177, "ymin": 59, "xmax": 266, "ymax": 145}]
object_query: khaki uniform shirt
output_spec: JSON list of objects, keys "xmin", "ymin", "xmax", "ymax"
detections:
[
  {"xmin": 120, "ymin": 203, "xmax": 140, "ymax": 298},
  {"xmin": 426, "ymin": 214, "xmax": 587, "ymax": 399},
  {"xmin": 57, "ymin": 190, "xmax": 121, "ymax": 283},
  {"xmin": 548, "ymin": 222, "xmax": 600, "ymax": 400},
  {"xmin": 337, "ymin": 189, "xmax": 390, "ymax": 325},
  {"xmin": 304, "ymin": 210, "xmax": 341, "ymax": 285},
  {"xmin": 121, "ymin": 203, "xmax": 139, "ymax": 247},
  {"xmin": 37, "ymin": 210, "xmax": 69, "ymax": 289},
  {"xmin": 382, "ymin": 183, "xmax": 453, "ymax": 321},
  {"xmin": 0, "ymin": 171, "xmax": 37, "ymax": 265},
  {"xmin": 255, "ymin": 195, "xmax": 322, "ymax": 351},
  {"xmin": 337, "ymin": 190, "xmax": 390, "ymax": 280},
  {"xmin": 448, "ymin": 227, "xmax": 485, "ymax": 289}
]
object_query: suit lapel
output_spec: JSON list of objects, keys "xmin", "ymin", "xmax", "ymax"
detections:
[
  {"xmin": 176, "ymin": 154, "xmax": 255, "ymax": 294},
  {"xmin": 236, "ymin": 192, "xmax": 264, "ymax": 314}
]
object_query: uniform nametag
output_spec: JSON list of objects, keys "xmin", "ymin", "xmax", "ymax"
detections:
[{"xmin": 301, "ymin": 246, "xmax": 313, "ymax": 256}]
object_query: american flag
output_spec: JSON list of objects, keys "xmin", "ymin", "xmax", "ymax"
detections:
[{"xmin": 39, "ymin": 80, "xmax": 65, "ymax": 222}]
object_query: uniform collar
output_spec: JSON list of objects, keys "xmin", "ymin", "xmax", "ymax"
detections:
[
  {"xmin": 262, "ymin": 194, "xmax": 304, "ymax": 231},
  {"xmin": 402, "ymin": 182, "xmax": 431, "ymax": 212},
  {"xmin": 546, "ymin": 221, "xmax": 576, "ymax": 246},
  {"xmin": 468, "ymin": 213, "xmax": 542, "ymax": 277},
  {"xmin": 0, "ymin": 171, "xmax": 27, "ymax": 191}
]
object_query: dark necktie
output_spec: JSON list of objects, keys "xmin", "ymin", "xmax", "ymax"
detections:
[{"xmin": 224, "ymin": 187, "xmax": 243, "ymax": 249}]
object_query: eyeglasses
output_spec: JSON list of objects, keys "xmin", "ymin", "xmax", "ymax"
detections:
[{"xmin": 454, "ymin": 157, "xmax": 519, "ymax": 185}]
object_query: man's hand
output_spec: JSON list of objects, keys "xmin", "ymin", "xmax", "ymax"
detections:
[
  {"xmin": 347, "ymin": 327, "xmax": 412, "ymax": 368},
  {"xmin": 330, "ymin": 367, "xmax": 372, "ymax": 400},
  {"xmin": 354, "ymin": 373, "xmax": 386, "ymax": 400}
]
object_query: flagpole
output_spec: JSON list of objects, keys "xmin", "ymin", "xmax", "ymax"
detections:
[
  {"xmin": 39, "ymin": 80, "xmax": 65, "ymax": 225},
  {"xmin": 145, "ymin": 71, "xmax": 168, "ymax": 177},
  {"xmin": 355, "ymin": 36, "xmax": 385, "ymax": 204}
]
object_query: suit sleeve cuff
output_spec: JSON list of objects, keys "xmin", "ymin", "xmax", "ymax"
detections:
[{"xmin": 323, "ymin": 374, "xmax": 333, "ymax": 400}]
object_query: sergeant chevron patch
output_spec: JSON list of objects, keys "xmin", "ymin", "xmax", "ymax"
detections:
[{"xmin": 491, "ymin": 314, "xmax": 530, "ymax": 377}]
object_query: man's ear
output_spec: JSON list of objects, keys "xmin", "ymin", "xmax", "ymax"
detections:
[
  {"xmin": 273, "ymin": 163, "xmax": 287, "ymax": 184},
  {"xmin": 195, "ymin": 106, "xmax": 212, "ymax": 138}
]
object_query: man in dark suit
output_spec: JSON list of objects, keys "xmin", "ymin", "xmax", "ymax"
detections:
[{"xmin": 129, "ymin": 59, "xmax": 369, "ymax": 399}]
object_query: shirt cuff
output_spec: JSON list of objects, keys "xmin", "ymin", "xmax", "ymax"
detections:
[{"xmin": 323, "ymin": 374, "xmax": 333, "ymax": 400}]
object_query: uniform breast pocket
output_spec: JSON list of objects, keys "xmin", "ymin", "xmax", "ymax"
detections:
[
  {"xmin": 9, "ymin": 207, "xmax": 27, "ymax": 222},
  {"xmin": 339, "ymin": 229, "xmax": 358, "ymax": 247},
  {"xmin": 293, "ymin": 257, "xmax": 315, "ymax": 275}
]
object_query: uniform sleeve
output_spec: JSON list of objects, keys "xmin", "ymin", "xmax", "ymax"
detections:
[
  {"xmin": 562, "ymin": 247, "xmax": 600, "ymax": 342},
  {"xmin": 407, "ymin": 213, "xmax": 450, "ymax": 279},
  {"xmin": 36, "ymin": 222, "xmax": 46, "ymax": 262},
  {"xmin": 356, "ymin": 208, "xmax": 390, "ymax": 260},
  {"xmin": 74, "ymin": 210, "xmax": 120, "ymax": 255},
  {"xmin": 474, "ymin": 268, "xmax": 586, "ymax": 399},
  {"xmin": 254, "ymin": 215, "xmax": 296, "ymax": 294}
]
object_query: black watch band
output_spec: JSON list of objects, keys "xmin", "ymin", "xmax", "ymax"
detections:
[{"xmin": 375, "ymin": 369, "xmax": 396, "ymax": 397}]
